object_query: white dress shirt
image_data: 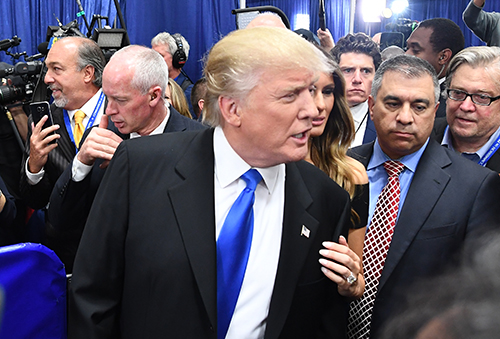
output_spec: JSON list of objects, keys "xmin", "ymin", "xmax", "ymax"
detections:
[{"xmin": 214, "ymin": 126, "xmax": 285, "ymax": 339}]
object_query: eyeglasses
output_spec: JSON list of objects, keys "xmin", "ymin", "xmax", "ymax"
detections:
[{"xmin": 447, "ymin": 89, "xmax": 500, "ymax": 106}]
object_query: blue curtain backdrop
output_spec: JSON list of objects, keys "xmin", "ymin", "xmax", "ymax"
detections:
[
  {"xmin": 1, "ymin": 0, "xmax": 499, "ymax": 81},
  {"xmin": 0, "ymin": 0, "xmax": 238, "ymax": 82}
]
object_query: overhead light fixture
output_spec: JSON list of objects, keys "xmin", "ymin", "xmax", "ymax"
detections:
[
  {"xmin": 363, "ymin": 0, "xmax": 386, "ymax": 23},
  {"xmin": 294, "ymin": 14, "xmax": 310, "ymax": 31},
  {"xmin": 382, "ymin": 8, "xmax": 393, "ymax": 19},
  {"xmin": 391, "ymin": 0, "xmax": 409, "ymax": 15}
]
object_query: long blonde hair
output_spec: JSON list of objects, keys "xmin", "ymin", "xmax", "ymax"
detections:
[
  {"xmin": 167, "ymin": 78, "xmax": 192, "ymax": 118},
  {"xmin": 309, "ymin": 57, "xmax": 357, "ymax": 199}
]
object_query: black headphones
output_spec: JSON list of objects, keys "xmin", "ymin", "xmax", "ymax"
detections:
[{"xmin": 172, "ymin": 34, "xmax": 187, "ymax": 69}]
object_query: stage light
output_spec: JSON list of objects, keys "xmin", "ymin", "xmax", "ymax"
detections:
[
  {"xmin": 382, "ymin": 8, "xmax": 393, "ymax": 19},
  {"xmin": 362, "ymin": 0, "xmax": 386, "ymax": 23},
  {"xmin": 294, "ymin": 14, "xmax": 310, "ymax": 30},
  {"xmin": 391, "ymin": 0, "xmax": 409, "ymax": 15}
]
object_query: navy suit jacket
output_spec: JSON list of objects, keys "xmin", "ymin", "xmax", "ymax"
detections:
[
  {"xmin": 362, "ymin": 114, "xmax": 377, "ymax": 145},
  {"xmin": 348, "ymin": 139, "xmax": 500, "ymax": 338},
  {"xmin": 69, "ymin": 128, "xmax": 352, "ymax": 339},
  {"xmin": 48, "ymin": 106, "xmax": 204, "ymax": 272}
]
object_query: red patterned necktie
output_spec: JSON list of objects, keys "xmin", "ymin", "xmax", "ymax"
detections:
[{"xmin": 347, "ymin": 160, "xmax": 405, "ymax": 339}]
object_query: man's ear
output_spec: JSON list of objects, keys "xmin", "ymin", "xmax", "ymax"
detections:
[
  {"xmin": 439, "ymin": 49, "xmax": 453, "ymax": 65},
  {"xmin": 219, "ymin": 96, "xmax": 242, "ymax": 127},
  {"xmin": 149, "ymin": 86, "xmax": 163, "ymax": 106},
  {"xmin": 83, "ymin": 65, "xmax": 95, "ymax": 84},
  {"xmin": 368, "ymin": 95, "xmax": 376, "ymax": 121}
]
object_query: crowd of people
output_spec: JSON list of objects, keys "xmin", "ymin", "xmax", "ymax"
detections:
[{"xmin": 1, "ymin": 1, "xmax": 500, "ymax": 337}]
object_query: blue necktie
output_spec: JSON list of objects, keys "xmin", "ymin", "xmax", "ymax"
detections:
[{"xmin": 217, "ymin": 169, "xmax": 262, "ymax": 339}]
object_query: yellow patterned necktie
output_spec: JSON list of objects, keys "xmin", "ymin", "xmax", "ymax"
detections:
[{"xmin": 74, "ymin": 110, "xmax": 86, "ymax": 148}]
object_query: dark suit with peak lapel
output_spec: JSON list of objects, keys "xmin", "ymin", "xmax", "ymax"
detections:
[
  {"xmin": 432, "ymin": 117, "xmax": 500, "ymax": 172},
  {"xmin": 48, "ymin": 106, "xmax": 204, "ymax": 273},
  {"xmin": 19, "ymin": 104, "xmax": 76, "ymax": 210},
  {"xmin": 69, "ymin": 128, "xmax": 352, "ymax": 338},
  {"xmin": 348, "ymin": 139, "xmax": 500, "ymax": 338}
]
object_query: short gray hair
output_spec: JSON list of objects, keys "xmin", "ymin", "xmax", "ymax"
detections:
[
  {"xmin": 109, "ymin": 45, "xmax": 168, "ymax": 97},
  {"xmin": 371, "ymin": 54, "xmax": 440, "ymax": 104},
  {"xmin": 151, "ymin": 32, "xmax": 190, "ymax": 61},
  {"xmin": 445, "ymin": 46, "xmax": 500, "ymax": 90},
  {"xmin": 61, "ymin": 36, "xmax": 105, "ymax": 87}
]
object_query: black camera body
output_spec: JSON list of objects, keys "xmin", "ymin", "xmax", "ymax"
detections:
[{"xmin": 0, "ymin": 60, "xmax": 43, "ymax": 105}]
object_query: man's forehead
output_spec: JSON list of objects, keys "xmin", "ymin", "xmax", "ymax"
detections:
[
  {"xmin": 380, "ymin": 71, "xmax": 434, "ymax": 95},
  {"xmin": 408, "ymin": 27, "xmax": 433, "ymax": 45},
  {"xmin": 339, "ymin": 52, "xmax": 375, "ymax": 67}
]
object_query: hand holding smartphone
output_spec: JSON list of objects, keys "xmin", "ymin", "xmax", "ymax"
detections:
[
  {"xmin": 30, "ymin": 101, "xmax": 57, "ymax": 144},
  {"xmin": 30, "ymin": 101, "xmax": 54, "ymax": 130}
]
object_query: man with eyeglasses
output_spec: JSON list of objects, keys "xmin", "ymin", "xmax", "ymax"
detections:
[{"xmin": 433, "ymin": 46, "xmax": 500, "ymax": 171}]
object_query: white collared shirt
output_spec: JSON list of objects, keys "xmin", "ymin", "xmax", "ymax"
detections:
[
  {"xmin": 351, "ymin": 100, "xmax": 369, "ymax": 148},
  {"xmin": 214, "ymin": 126, "xmax": 285, "ymax": 339}
]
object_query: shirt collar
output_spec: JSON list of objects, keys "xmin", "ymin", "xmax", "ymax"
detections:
[
  {"xmin": 368, "ymin": 138, "xmax": 430, "ymax": 174},
  {"xmin": 66, "ymin": 88, "xmax": 103, "ymax": 120},
  {"xmin": 350, "ymin": 100, "xmax": 369, "ymax": 124},
  {"xmin": 213, "ymin": 126, "xmax": 283, "ymax": 195},
  {"xmin": 442, "ymin": 124, "xmax": 500, "ymax": 160},
  {"xmin": 130, "ymin": 104, "xmax": 170, "ymax": 139}
]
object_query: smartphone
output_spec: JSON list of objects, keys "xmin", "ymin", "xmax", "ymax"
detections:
[
  {"xmin": 30, "ymin": 101, "xmax": 56, "ymax": 143},
  {"xmin": 30, "ymin": 101, "xmax": 54, "ymax": 131}
]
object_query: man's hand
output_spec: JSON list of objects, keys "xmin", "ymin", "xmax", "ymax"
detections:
[
  {"xmin": 317, "ymin": 28, "xmax": 335, "ymax": 51},
  {"xmin": 473, "ymin": 0, "xmax": 485, "ymax": 7},
  {"xmin": 27, "ymin": 115, "xmax": 60, "ymax": 173},
  {"xmin": 77, "ymin": 115, "xmax": 123, "ymax": 168}
]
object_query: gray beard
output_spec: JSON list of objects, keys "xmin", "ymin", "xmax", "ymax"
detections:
[{"xmin": 53, "ymin": 95, "xmax": 68, "ymax": 108}]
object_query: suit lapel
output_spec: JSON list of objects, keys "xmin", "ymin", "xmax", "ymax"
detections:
[
  {"xmin": 51, "ymin": 106, "xmax": 76, "ymax": 164},
  {"xmin": 164, "ymin": 106, "xmax": 188, "ymax": 133},
  {"xmin": 265, "ymin": 162, "xmax": 319, "ymax": 339},
  {"xmin": 167, "ymin": 129, "xmax": 217, "ymax": 329},
  {"xmin": 378, "ymin": 141, "xmax": 451, "ymax": 291}
]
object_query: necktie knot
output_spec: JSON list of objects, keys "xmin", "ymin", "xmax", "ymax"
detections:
[
  {"xmin": 383, "ymin": 160, "xmax": 404, "ymax": 178},
  {"xmin": 74, "ymin": 110, "xmax": 85, "ymax": 124},
  {"xmin": 241, "ymin": 169, "xmax": 262, "ymax": 192}
]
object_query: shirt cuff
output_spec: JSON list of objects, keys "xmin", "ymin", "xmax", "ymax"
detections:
[
  {"xmin": 25, "ymin": 157, "xmax": 44, "ymax": 185},
  {"xmin": 72, "ymin": 156, "xmax": 93, "ymax": 182}
]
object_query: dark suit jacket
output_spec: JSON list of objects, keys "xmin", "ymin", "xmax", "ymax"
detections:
[
  {"xmin": 69, "ymin": 128, "xmax": 352, "ymax": 339},
  {"xmin": 432, "ymin": 117, "xmax": 500, "ymax": 172},
  {"xmin": 48, "ymin": 107, "xmax": 204, "ymax": 273},
  {"xmin": 435, "ymin": 81, "xmax": 447, "ymax": 119},
  {"xmin": 362, "ymin": 114, "xmax": 377, "ymax": 145},
  {"xmin": 348, "ymin": 140, "xmax": 500, "ymax": 338},
  {"xmin": 19, "ymin": 104, "xmax": 76, "ymax": 209},
  {"xmin": 0, "ymin": 175, "xmax": 16, "ymax": 230}
]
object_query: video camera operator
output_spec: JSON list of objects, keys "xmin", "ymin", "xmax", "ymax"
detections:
[{"xmin": 0, "ymin": 55, "xmax": 44, "ymax": 244}]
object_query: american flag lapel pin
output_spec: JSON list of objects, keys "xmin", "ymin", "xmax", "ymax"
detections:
[{"xmin": 301, "ymin": 225, "xmax": 310, "ymax": 238}]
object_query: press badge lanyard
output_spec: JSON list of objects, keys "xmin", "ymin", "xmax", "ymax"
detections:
[
  {"xmin": 444, "ymin": 126, "xmax": 500, "ymax": 167},
  {"xmin": 63, "ymin": 91, "xmax": 105, "ymax": 151}
]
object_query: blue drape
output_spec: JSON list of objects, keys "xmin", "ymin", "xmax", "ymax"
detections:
[
  {"xmin": 1, "ymin": 0, "xmax": 499, "ymax": 82},
  {"xmin": 0, "ymin": 0, "xmax": 237, "ymax": 82}
]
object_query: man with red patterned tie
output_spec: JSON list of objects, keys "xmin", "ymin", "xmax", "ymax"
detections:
[{"xmin": 346, "ymin": 54, "xmax": 500, "ymax": 339}]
